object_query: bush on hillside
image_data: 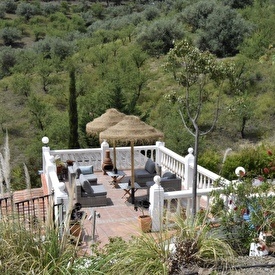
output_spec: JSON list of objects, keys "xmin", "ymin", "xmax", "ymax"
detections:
[
  {"xmin": 3, "ymin": 0, "xmax": 17, "ymax": 14},
  {"xmin": 16, "ymin": 2, "xmax": 40, "ymax": 21},
  {"xmin": 221, "ymin": 0, "xmax": 254, "ymax": 9},
  {"xmin": 0, "ymin": 46, "xmax": 17, "ymax": 78},
  {"xmin": 197, "ymin": 5, "xmax": 252, "ymax": 57},
  {"xmin": 0, "ymin": 27, "xmax": 21, "ymax": 46},
  {"xmin": 182, "ymin": 0, "xmax": 216, "ymax": 32},
  {"xmin": 220, "ymin": 145, "xmax": 275, "ymax": 180},
  {"xmin": 136, "ymin": 18, "xmax": 185, "ymax": 56}
]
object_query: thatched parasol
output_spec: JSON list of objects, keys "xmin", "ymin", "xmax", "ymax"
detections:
[
  {"xmin": 86, "ymin": 108, "xmax": 125, "ymax": 135},
  {"xmin": 99, "ymin": 115, "xmax": 164, "ymax": 203},
  {"xmin": 86, "ymin": 108, "xmax": 125, "ymax": 169}
]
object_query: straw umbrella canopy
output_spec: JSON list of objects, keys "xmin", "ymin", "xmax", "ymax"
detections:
[
  {"xmin": 99, "ymin": 115, "xmax": 164, "ymax": 203},
  {"xmin": 86, "ymin": 108, "xmax": 125, "ymax": 168}
]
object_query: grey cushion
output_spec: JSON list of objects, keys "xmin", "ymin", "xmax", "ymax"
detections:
[
  {"xmin": 145, "ymin": 158, "xmax": 156, "ymax": 174},
  {"xmin": 80, "ymin": 175, "xmax": 93, "ymax": 195},
  {"xmin": 135, "ymin": 169, "xmax": 151, "ymax": 178},
  {"xmin": 79, "ymin": 165, "xmax": 94, "ymax": 175},
  {"xmin": 81, "ymin": 174, "xmax": 97, "ymax": 184},
  {"xmin": 92, "ymin": 185, "xmax": 107, "ymax": 196},
  {"xmin": 162, "ymin": 172, "xmax": 176, "ymax": 179}
]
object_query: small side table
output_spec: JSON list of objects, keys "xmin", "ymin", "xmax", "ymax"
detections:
[
  {"xmin": 118, "ymin": 182, "xmax": 141, "ymax": 200},
  {"xmin": 107, "ymin": 171, "xmax": 126, "ymax": 188}
]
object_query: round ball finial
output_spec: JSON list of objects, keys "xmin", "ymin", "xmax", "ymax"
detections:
[
  {"xmin": 188, "ymin": 148, "xmax": 194, "ymax": 154},
  {"xmin": 42, "ymin": 136, "xmax": 49, "ymax": 145},
  {"xmin": 153, "ymin": 175, "xmax": 161, "ymax": 186}
]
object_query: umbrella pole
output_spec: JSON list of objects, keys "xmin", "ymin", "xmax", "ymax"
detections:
[
  {"xmin": 113, "ymin": 141, "xmax": 117, "ymax": 173},
  {"xmin": 130, "ymin": 141, "xmax": 135, "ymax": 204}
]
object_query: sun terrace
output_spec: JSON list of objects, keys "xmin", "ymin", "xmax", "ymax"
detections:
[{"xmin": 36, "ymin": 139, "xmax": 229, "ymax": 247}]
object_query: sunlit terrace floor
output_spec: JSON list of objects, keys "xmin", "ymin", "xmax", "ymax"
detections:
[{"xmin": 76, "ymin": 170, "xmax": 152, "ymax": 253}]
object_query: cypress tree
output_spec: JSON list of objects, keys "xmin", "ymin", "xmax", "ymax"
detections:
[{"xmin": 68, "ymin": 68, "xmax": 80, "ymax": 149}]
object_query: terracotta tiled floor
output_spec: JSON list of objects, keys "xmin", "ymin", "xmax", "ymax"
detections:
[{"xmin": 78, "ymin": 170, "xmax": 150, "ymax": 253}]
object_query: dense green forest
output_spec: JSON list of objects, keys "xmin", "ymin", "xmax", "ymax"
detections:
[{"xmin": 0, "ymin": 0, "xmax": 274, "ymax": 189}]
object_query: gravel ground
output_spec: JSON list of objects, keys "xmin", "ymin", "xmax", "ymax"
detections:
[{"xmin": 178, "ymin": 255, "xmax": 275, "ymax": 274}]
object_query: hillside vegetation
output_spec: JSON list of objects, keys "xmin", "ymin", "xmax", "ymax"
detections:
[{"xmin": 0, "ymin": 0, "xmax": 275, "ymax": 189}]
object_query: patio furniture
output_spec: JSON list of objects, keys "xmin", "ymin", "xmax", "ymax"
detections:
[
  {"xmin": 118, "ymin": 182, "xmax": 144, "ymax": 201},
  {"xmin": 146, "ymin": 171, "xmax": 182, "ymax": 194},
  {"xmin": 75, "ymin": 174, "xmax": 107, "ymax": 207},
  {"xmin": 107, "ymin": 170, "xmax": 126, "ymax": 188},
  {"xmin": 134, "ymin": 158, "xmax": 159, "ymax": 187},
  {"xmin": 68, "ymin": 162, "xmax": 97, "ymax": 186}
]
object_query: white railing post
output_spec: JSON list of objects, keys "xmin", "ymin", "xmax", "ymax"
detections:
[
  {"xmin": 155, "ymin": 141, "xmax": 164, "ymax": 164},
  {"xmin": 184, "ymin": 148, "xmax": 194, "ymax": 190},
  {"xmin": 149, "ymin": 175, "xmax": 164, "ymax": 232},
  {"xmin": 42, "ymin": 146, "xmax": 50, "ymax": 174}
]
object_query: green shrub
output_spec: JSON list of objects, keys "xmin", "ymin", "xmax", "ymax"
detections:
[
  {"xmin": 197, "ymin": 5, "xmax": 252, "ymax": 57},
  {"xmin": 221, "ymin": 144, "xmax": 275, "ymax": 180},
  {"xmin": 16, "ymin": 2, "xmax": 40, "ymax": 21},
  {"xmin": 136, "ymin": 18, "xmax": 185, "ymax": 56},
  {"xmin": 199, "ymin": 149, "xmax": 222, "ymax": 174},
  {"xmin": 182, "ymin": 0, "xmax": 216, "ymax": 32},
  {"xmin": 0, "ymin": 46, "xmax": 17, "ymax": 78},
  {"xmin": 0, "ymin": 27, "xmax": 21, "ymax": 45},
  {"xmin": 3, "ymin": 0, "xmax": 17, "ymax": 14}
]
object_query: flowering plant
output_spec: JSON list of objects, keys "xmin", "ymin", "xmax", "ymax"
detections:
[{"xmin": 260, "ymin": 149, "xmax": 275, "ymax": 181}]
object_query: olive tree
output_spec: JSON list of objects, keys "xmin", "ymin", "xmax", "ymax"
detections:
[
  {"xmin": 0, "ymin": 27, "xmax": 21, "ymax": 45},
  {"xmin": 165, "ymin": 40, "xmax": 234, "ymax": 217},
  {"xmin": 136, "ymin": 18, "xmax": 185, "ymax": 56},
  {"xmin": 197, "ymin": 5, "xmax": 252, "ymax": 57}
]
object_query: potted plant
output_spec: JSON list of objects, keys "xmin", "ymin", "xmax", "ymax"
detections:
[
  {"xmin": 70, "ymin": 203, "xmax": 85, "ymax": 237},
  {"xmin": 54, "ymin": 155, "xmax": 66, "ymax": 180},
  {"xmin": 134, "ymin": 200, "xmax": 152, "ymax": 233}
]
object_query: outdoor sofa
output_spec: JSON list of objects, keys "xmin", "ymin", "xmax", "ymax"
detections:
[
  {"xmin": 146, "ymin": 171, "xmax": 182, "ymax": 192},
  {"xmin": 134, "ymin": 158, "xmax": 160, "ymax": 187},
  {"xmin": 68, "ymin": 162, "xmax": 107, "ymax": 207}
]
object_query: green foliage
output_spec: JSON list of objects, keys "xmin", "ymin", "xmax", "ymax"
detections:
[
  {"xmin": 16, "ymin": 2, "xmax": 40, "ymax": 21},
  {"xmin": 211, "ymin": 168, "xmax": 275, "ymax": 254},
  {"xmin": 168, "ymin": 214, "xmax": 235, "ymax": 273},
  {"xmin": 68, "ymin": 67, "xmax": 80, "ymax": 149},
  {"xmin": 3, "ymin": 0, "xmax": 17, "ymax": 14},
  {"xmin": 32, "ymin": 36, "xmax": 76, "ymax": 61},
  {"xmin": 78, "ymin": 235, "xmax": 169, "ymax": 274},
  {"xmin": 0, "ymin": 219, "xmax": 77, "ymax": 274},
  {"xmin": 0, "ymin": 0, "xmax": 275, "ymax": 187},
  {"xmin": 41, "ymin": 2, "xmax": 60, "ymax": 16},
  {"xmin": 182, "ymin": 0, "xmax": 216, "ymax": 32},
  {"xmin": 0, "ymin": 27, "xmax": 21, "ymax": 45},
  {"xmin": 0, "ymin": 46, "xmax": 17, "ymax": 78},
  {"xmin": 199, "ymin": 149, "xmax": 222, "ymax": 174},
  {"xmin": 197, "ymin": 5, "xmax": 252, "ymax": 57},
  {"xmin": 0, "ymin": 4, "xmax": 5, "ymax": 19},
  {"xmin": 221, "ymin": 144, "xmax": 275, "ymax": 180},
  {"xmin": 11, "ymin": 73, "xmax": 31, "ymax": 97},
  {"xmin": 136, "ymin": 18, "xmax": 185, "ymax": 56},
  {"xmin": 221, "ymin": 0, "xmax": 254, "ymax": 9}
]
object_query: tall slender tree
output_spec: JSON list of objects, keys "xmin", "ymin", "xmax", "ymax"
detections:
[
  {"xmin": 165, "ymin": 40, "xmax": 234, "ymax": 218},
  {"xmin": 68, "ymin": 67, "xmax": 80, "ymax": 149}
]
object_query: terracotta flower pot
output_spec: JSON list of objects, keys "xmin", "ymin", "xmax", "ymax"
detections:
[{"xmin": 138, "ymin": 215, "xmax": 152, "ymax": 233}]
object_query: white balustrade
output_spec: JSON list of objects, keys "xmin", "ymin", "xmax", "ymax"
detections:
[{"xmin": 42, "ymin": 141, "xmax": 230, "ymax": 232}]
